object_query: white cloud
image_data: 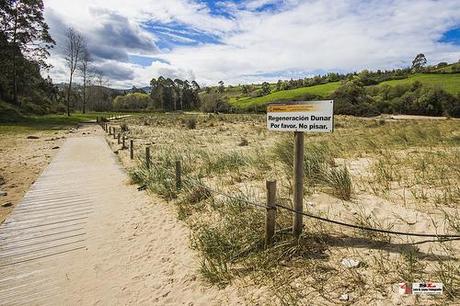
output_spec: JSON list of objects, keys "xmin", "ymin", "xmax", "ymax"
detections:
[{"xmin": 44, "ymin": 0, "xmax": 460, "ymax": 88}]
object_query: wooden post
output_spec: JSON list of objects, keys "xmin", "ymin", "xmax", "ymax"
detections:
[
  {"xmin": 293, "ymin": 131, "xmax": 304, "ymax": 240},
  {"xmin": 130, "ymin": 140, "xmax": 134, "ymax": 159},
  {"xmin": 122, "ymin": 135, "xmax": 126, "ymax": 149},
  {"xmin": 113, "ymin": 128, "xmax": 116, "ymax": 139},
  {"xmin": 108, "ymin": 126, "xmax": 112, "ymax": 135},
  {"xmin": 117, "ymin": 133, "xmax": 121, "ymax": 144},
  {"xmin": 145, "ymin": 147, "xmax": 151, "ymax": 169},
  {"xmin": 175, "ymin": 160, "xmax": 182, "ymax": 190},
  {"xmin": 265, "ymin": 180, "xmax": 277, "ymax": 248}
]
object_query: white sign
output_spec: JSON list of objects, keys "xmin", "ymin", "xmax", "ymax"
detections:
[
  {"xmin": 412, "ymin": 282, "xmax": 443, "ymax": 295},
  {"xmin": 398, "ymin": 282, "xmax": 443, "ymax": 295},
  {"xmin": 267, "ymin": 100, "xmax": 334, "ymax": 132}
]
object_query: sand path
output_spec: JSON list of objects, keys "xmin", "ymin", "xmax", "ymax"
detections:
[{"xmin": 0, "ymin": 125, "xmax": 241, "ymax": 305}]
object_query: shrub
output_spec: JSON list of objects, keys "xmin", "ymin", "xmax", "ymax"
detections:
[
  {"xmin": 238, "ymin": 137, "xmax": 249, "ymax": 146},
  {"xmin": 332, "ymin": 78, "xmax": 380, "ymax": 117},
  {"xmin": 120, "ymin": 123, "xmax": 129, "ymax": 132},
  {"xmin": 113, "ymin": 93, "xmax": 151, "ymax": 111},
  {"xmin": 185, "ymin": 117, "xmax": 197, "ymax": 129},
  {"xmin": 200, "ymin": 93, "xmax": 232, "ymax": 113},
  {"xmin": 22, "ymin": 100, "xmax": 47, "ymax": 115},
  {"xmin": 0, "ymin": 100, "xmax": 23, "ymax": 122},
  {"xmin": 324, "ymin": 166, "xmax": 352, "ymax": 200}
]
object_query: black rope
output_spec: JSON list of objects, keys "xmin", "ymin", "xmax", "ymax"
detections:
[
  {"xmin": 275, "ymin": 204, "xmax": 460, "ymax": 239},
  {"xmin": 183, "ymin": 175, "xmax": 269, "ymax": 209},
  {"xmin": 145, "ymin": 163, "xmax": 460, "ymax": 239}
]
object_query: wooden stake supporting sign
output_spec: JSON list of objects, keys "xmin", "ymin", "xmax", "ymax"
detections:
[
  {"xmin": 130, "ymin": 140, "xmax": 134, "ymax": 159},
  {"xmin": 267, "ymin": 100, "xmax": 334, "ymax": 240},
  {"xmin": 175, "ymin": 160, "xmax": 182, "ymax": 190},
  {"xmin": 293, "ymin": 132, "xmax": 304, "ymax": 239},
  {"xmin": 265, "ymin": 180, "xmax": 277, "ymax": 248},
  {"xmin": 145, "ymin": 147, "xmax": 151, "ymax": 169}
]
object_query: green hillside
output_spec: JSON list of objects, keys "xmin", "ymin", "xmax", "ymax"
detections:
[
  {"xmin": 228, "ymin": 73, "xmax": 460, "ymax": 110},
  {"xmin": 379, "ymin": 73, "xmax": 460, "ymax": 95},
  {"xmin": 230, "ymin": 82, "xmax": 340, "ymax": 108},
  {"xmin": 432, "ymin": 62, "xmax": 460, "ymax": 73}
]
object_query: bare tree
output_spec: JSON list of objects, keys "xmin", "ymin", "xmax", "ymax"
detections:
[
  {"xmin": 64, "ymin": 27, "xmax": 83, "ymax": 116},
  {"xmin": 90, "ymin": 69, "xmax": 110, "ymax": 111},
  {"xmin": 78, "ymin": 43, "xmax": 91, "ymax": 114}
]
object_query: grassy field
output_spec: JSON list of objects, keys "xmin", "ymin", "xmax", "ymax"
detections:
[
  {"xmin": 227, "ymin": 72, "xmax": 460, "ymax": 110},
  {"xmin": 0, "ymin": 112, "xmax": 117, "ymax": 134},
  {"xmin": 109, "ymin": 113, "xmax": 460, "ymax": 305},
  {"xmin": 378, "ymin": 73, "xmax": 460, "ymax": 95},
  {"xmin": 229, "ymin": 82, "xmax": 340, "ymax": 109}
]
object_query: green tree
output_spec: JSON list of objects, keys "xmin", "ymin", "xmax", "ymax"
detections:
[
  {"xmin": 411, "ymin": 53, "xmax": 427, "ymax": 71},
  {"xmin": 218, "ymin": 80, "xmax": 225, "ymax": 93},
  {"xmin": 261, "ymin": 82, "xmax": 271, "ymax": 95},
  {"xmin": 113, "ymin": 93, "xmax": 151, "ymax": 111},
  {"xmin": 276, "ymin": 80, "xmax": 282, "ymax": 91},
  {"xmin": 331, "ymin": 78, "xmax": 378, "ymax": 116},
  {"xmin": 241, "ymin": 84, "xmax": 250, "ymax": 95},
  {"xmin": 0, "ymin": 0, "xmax": 55, "ymax": 105}
]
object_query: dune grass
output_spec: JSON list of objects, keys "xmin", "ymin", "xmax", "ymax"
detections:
[{"xmin": 120, "ymin": 113, "xmax": 460, "ymax": 304}]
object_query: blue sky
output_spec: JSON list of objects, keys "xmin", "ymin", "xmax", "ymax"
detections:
[
  {"xmin": 44, "ymin": 0, "xmax": 460, "ymax": 88},
  {"xmin": 440, "ymin": 28, "xmax": 460, "ymax": 45}
]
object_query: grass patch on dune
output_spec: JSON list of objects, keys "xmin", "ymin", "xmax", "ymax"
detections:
[
  {"xmin": 122, "ymin": 113, "xmax": 460, "ymax": 304},
  {"xmin": 273, "ymin": 137, "xmax": 353, "ymax": 200}
]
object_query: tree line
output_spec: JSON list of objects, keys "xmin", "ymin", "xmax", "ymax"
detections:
[
  {"xmin": 0, "ymin": 0, "xmax": 55, "ymax": 113},
  {"xmin": 0, "ymin": 0, "xmax": 117, "ymax": 117}
]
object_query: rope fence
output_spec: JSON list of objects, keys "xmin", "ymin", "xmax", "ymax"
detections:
[{"xmin": 98, "ymin": 119, "xmax": 460, "ymax": 247}]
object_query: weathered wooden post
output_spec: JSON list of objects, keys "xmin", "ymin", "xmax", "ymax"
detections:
[
  {"xmin": 292, "ymin": 132, "xmax": 304, "ymax": 240},
  {"xmin": 145, "ymin": 147, "xmax": 151, "ymax": 169},
  {"xmin": 113, "ymin": 128, "xmax": 116, "ymax": 139},
  {"xmin": 266, "ymin": 100, "xmax": 334, "ymax": 241},
  {"xmin": 122, "ymin": 135, "xmax": 126, "ymax": 149},
  {"xmin": 265, "ymin": 180, "xmax": 277, "ymax": 248},
  {"xmin": 108, "ymin": 126, "xmax": 112, "ymax": 135},
  {"xmin": 117, "ymin": 133, "xmax": 121, "ymax": 144},
  {"xmin": 175, "ymin": 160, "xmax": 182, "ymax": 190},
  {"xmin": 130, "ymin": 140, "xmax": 134, "ymax": 159}
]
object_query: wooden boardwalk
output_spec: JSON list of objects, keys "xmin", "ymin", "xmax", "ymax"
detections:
[{"xmin": 0, "ymin": 135, "xmax": 125, "ymax": 305}]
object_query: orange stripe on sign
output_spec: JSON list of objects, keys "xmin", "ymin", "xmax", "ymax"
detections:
[{"xmin": 267, "ymin": 104, "xmax": 316, "ymax": 112}]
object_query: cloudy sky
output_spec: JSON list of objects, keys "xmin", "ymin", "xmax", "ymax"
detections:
[{"xmin": 43, "ymin": 0, "xmax": 460, "ymax": 88}]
